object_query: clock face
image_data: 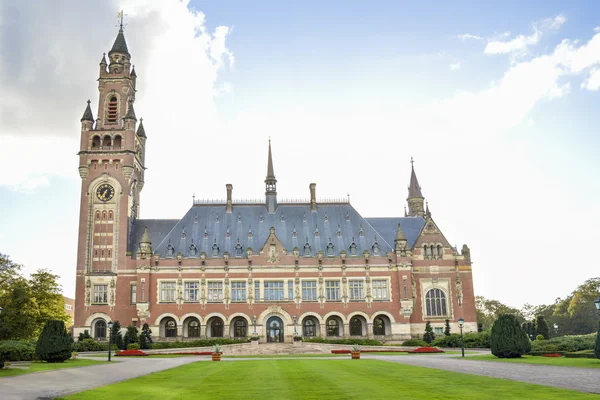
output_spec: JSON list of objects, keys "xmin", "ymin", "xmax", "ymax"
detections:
[{"xmin": 96, "ymin": 184, "xmax": 115, "ymax": 202}]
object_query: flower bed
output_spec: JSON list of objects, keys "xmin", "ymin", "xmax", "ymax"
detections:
[
  {"xmin": 115, "ymin": 349, "xmax": 149, "ymax": 356},
  {"xmin": 331, "ymin": 349, "xmax": 409, "ymax": 354},
  {"xmin": 541, "ymin": 353, "xmax": 563, "ymax": 357},
  {"xmin": 160, "ymin": 352, "xmax": 214, "ymax": 355},
  {"xmin": 407, "ymin": 347, "xmax": 444, "ymax": 353}
]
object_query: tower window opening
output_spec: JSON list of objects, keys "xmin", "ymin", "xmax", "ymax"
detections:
[
  {"xmin": 102, "ymin": 135, "xmax": 111, "ymax": 147},
  {"xmin": 107, "ymin": 96, "xmax": 118, "ymax": 124},
  {"xmin": 91, "ymin": 136, "xmax": 101, "ymax": 148},
  {"xmin": 113, "ymin": 135, "xmax": 122, "ymax": 149}
]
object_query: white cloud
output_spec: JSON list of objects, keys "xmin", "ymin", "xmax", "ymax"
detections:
[
  {"xmin": 582, "ymin": 68, "xmax": 600, "ymax": 90},
  {"xmin": 484, "ymin": 14, "xmax": 566, "ymax": 55},
  {"xmin": 458, "ymin": 33, "xmax": 483, "ymax": 41},
  {"xmin": 449, "ymin": 62, "xmax": 461, "ymax": 71}
]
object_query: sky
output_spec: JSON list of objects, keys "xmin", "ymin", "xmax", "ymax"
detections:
[{"xmin": 1, "ymin": 0, "xmax": 599, "ymax": 310}]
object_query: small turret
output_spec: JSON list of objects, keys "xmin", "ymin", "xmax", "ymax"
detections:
[
  {"xmin": 123, "ymin": 100, "xmax": 137, "ymax": 130},
  {"xmin": 136, "ymin": 118, "xmax": 146, "ymax": 138},
  {"xmin": 394, "ymin": 223, "xmax": 407, "ymax": 253},
  {"xmin": 108, "ymin": 24, "xmax": 131, "ymax": 74},
  {"xmin": 407, "ymin": 157, "xmax": 425, "ymax": 217},
  {"xmin": 99, "ymin": 53, "xmax": 107, "ymax": 77},
  {"xmin": 137, "ymin": 226, "xmax": 153, "ymax": 257}
]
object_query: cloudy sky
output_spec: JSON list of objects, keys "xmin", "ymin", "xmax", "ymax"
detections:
[{"xmin": 1, "ymin": 0, "xmax": 599, "ymax": 309}]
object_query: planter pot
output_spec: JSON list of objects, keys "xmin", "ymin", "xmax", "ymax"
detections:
[
  {"xmin": 351, "ymin": 351, "xmax": 361, "ymax": 360},
  {"xmin": 251, "ymin": 340, "xmax": 259, "ymax": 346},
  {"xmin": 212, "ymin": 353, "xmax": 221, "ymax": 361}
]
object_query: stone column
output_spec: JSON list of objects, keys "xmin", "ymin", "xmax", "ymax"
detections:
[
  {"xmin": 343, "ymin": 324, "xmax": 350, "ymax": 338},
  {"xmin": 224, "ymin": 324, "xmax": 231, "ymax": 338},
  {"xmin": 367, "ymin": 323, "xmax": 374, "ymax": 339}
]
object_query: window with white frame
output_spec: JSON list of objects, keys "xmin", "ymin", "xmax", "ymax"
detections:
[
  {"xmin": 231, "ymin": 282, "xmax": 247, "ymax": 302},
  {"xmin": 288, "ymin": 281, "xmax": 293, "ymax": 299},
  {"xmin": 264, "ymin": 281, "xmax": 284, "ymax": 301},
  {"xmin": 131, "ymin": 284, "xmax": 137, "ymax": 304},
  {"xmin": 302, "ymin": 280, "xmax": 317, "ymax": 301},
  {"xmin": 65, "ymin": 304, "xmax": 73, "ymax": 311},
  {"xmin": 93, "ymin": 284, "xmax": 108, "ymax": 304},
  {"xmin": 349, "ymin": 280, "xmax": 364, "ymax": 300},
  {"xmin": 184, "ymin": 281, "xmax": 199, "ymax": 302},
  {"xmin": 372, "ymin": 280, "xmax": 388, "ymax": 300},
  {"xmin": 160, "ymin": 281, "xmax": 176, "ymax": 302},
  {"xmin": 325, "ymin": 280, "xmax": 340, "ymax": 301},
  {"xmin": 434, "ymin": 327, "xmax": 443, "ymax": 335},
  {"xmin": 254, "ymin": 281, "xmax": 260, "ymax": 301},
  {"xmin": 208, "ymin": 281, "xmax": 223, "ymax": 302},
  {"xmin": 425, "ymin": 288, "xmax": 447, "ymax": 317}
]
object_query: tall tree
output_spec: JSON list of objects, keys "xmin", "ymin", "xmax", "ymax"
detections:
[
  {"xmin": 491, "ymin": 314, "xmax": 531, "ymax": 358},
  {"xmin": 423, "ymin": 321, "xmax": 435, "ymax": 344},
  {"xmin": 0, "ymin": 276, "xmax": 39, "ymax": 340},
  {"xmin": 535, "ymin": 315, "xmax": 549, "ymax": 340},
  {"xmin": 29, "ymin": 269, "xmax": 69, "ymax": 337},
  {"xmin": 476, "ymin": 296, "xmax": 524, "ymax": 331}
]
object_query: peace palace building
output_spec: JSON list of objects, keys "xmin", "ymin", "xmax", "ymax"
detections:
[{"xmin": 73, "ymin": 27, "xmax": 477, "ymax": 343}]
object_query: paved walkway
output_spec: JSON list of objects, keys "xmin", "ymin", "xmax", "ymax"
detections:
[
  {"xmin": 0, "ymin": 356, "xmax": 205, "ymax": 400},
  {"xmin": 366, "ymin": 354, "xmax": 600, "ymax": 394}
]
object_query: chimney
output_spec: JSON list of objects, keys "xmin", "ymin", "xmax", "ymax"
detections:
[
  {"xmin": 309, "ymin": 183, "xmax": 317, "ymax": 211},
  {"xmin": 226, "ymin": 184, "xmax": 233, "ymax": 213}
]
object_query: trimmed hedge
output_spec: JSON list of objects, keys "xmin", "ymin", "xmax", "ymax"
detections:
[
  {"xmin": 528, "ymin": 351, "xmax": 566, "ymax": 356},
  {"xmin": 0, "ymin": 341, "xmax": 36, "ymax": 362},
  {"xmin": 73, "ymin": 339, "xmax": 118, "ymax": 352},
  {"xmin": 302, "ymin": 338, "xmax": 383, "ymax": 346},
  {"xmin": 431, "ymin": 331, "xmax": 491, "ymax": 348},
  {"xmin": 564, "ymin": 350, "xmax": 597, "ymax": 359},
  {"xmin": 151, "ymin": 338, "xmax": 247, "ymax": 349},
  {"xmin": 400, "ymin": 339, "xmax": 428, "ymax": 347},
  {"xmin": 530, "ymin": 333, "xmax": 596, "ymax": 353},
  {"xmin": 127, "ymin": 343, "xmax": 141, "ymax": 350}
]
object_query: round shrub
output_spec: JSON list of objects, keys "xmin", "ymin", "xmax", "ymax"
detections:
[
  {"xmin": 536, "ymin": 334, "xmax": 545, "ymax": 341},
  {"xmin": 127, "ymin": 343, "xmax": 141, "ymax": 350},
  {"xmin": 491, "ymin": 314, "xmax": 531, "ymax": 358},
  {"xmin": 36, "ymin": 320, "xmax": 74, "ymax": 363}
]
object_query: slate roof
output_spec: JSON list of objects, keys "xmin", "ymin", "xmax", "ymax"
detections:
[
  {"xmin": 129, "ymin": 204, "xmax": 426, "ymax": 259},
  {"xmin": 408, "ymin": 164, "xmax": 423, "ymax": 198},
  {"xmin": 109, "ymin": 28, "xmax": 129, "ymax": 56},
  {"xmin": 80, "ymin": 100, "xmax": 94, "ymax": 122}
]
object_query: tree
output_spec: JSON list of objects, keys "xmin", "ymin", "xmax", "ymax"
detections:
[
  {"xmin": 29, "ymin": 269, "xmax": 69, "ymax": 337},
  {"xmin": 139, "ymin": 323, "xmax": 153, "ymax": 349},
  {"xmin": 491, "ymin": 314, "xmax": 531, "ymax": 358},
  {"xmin": 123, "ymin": 325, "xmax": 139, "ymax": 349},
  {"xmin": 521, "ymin": 321, "xmax": 536, "ymax": 340},
  {"xmin": 552, "ymin": 278, "xmax": 600, "ymax": 335},
  {"xmin": 444, "ymin": 319, "xmax": 451, "ymax": 336},
  {"xmin": 423, "ymin": 321, "xmax": 435, "ymax": 344},
  {"xmin": 35, "ymin": 320, "xmax": 73, "ymax": 363},
  {"xmin": 535, "ymin": 315, "xmax": 549, "ymax": 340},
  {"xmin": 0, "ymin": 277, "xmax": 40, "ymax": 340},
  {"xmin": 111, "ymin": 321, "xmax": 124, "ymax": 350},
  {"xmin": 477, "ymin": 322, "xmax": 483, "ymax": 333},
  {"xmin": 476, "ymin": 296, "xmax": 524, "ymax": 331}
]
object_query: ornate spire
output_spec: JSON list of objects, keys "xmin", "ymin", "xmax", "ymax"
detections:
[
  {"xmin": 123, "ymin": 100, "xmax": 137, "ymax": 121},
  {"xmin": 136, "ymin": 117, "xmax": 146, "ymax": 137},
  {"xmin": 394, "ymin": 223, "xmax": 407, "ymax": 253},
  {"xmin": 265, "ymin": 139, "xmax": 277, "ymax": 213},
  {"xmin": 408, "ymin": 157, "xmax": 423, "ymax": 198},
  {"xmin": 138, "ymin": 226, "xmax": 153, "ymax": 256},
  {"xmin": 100, "ymin": 53, "xmax": 107, "ymax": 65},
  {"xmin": 109, "ymin": 26, "xmax": 129, "ymax": 56},
  {"xmin": 80, "ymin": 100, "xmax": 94, "ymax": 122},
  {"xmin": 425, "ymin": 200, "xmax": 431, "ymax": 218},
  {"xmin": 266, "ymin": 138, "xmax": 276, "ymax": 181},
  {"xmin": 131, "ymin": 65, "xmax": 137, "ymax": 77}
]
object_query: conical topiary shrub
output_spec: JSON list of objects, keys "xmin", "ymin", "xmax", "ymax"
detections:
[
  {"xmin": 491, "ymin": 314, "xmax": 531, "ymax": 358},
  {"xmin": 36, "ymin": 320, "xmax": 73, "ymax": 363}
]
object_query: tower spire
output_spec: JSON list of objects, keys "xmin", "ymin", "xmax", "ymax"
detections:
[
  {"xmin": 265, "ymin": 139, "xmax": 277, "ymax": 214},
  {"xmin": 80, "ymin": 100, "xmax": 94, "ymax": 122},
  {"xmin": 407, "ymin": 158, "xmax": 425, "ymax": 217}
]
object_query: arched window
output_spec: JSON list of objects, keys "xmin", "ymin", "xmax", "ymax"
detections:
[
  {"xmin": 437, "ymin": 245, "xmax": 442, "ymax": 258},
  {"xmin": 107, "ymin": 96, "xmax": 118, "ymax": 124},
  {"xmin": 102, "ymin": 135, "xmax": 111, "ymax": 147},
  {"xmin": 373, "ymin": 317, "xmax": 385, "ymax": 336},
  {"xmin": 94, "ymin": 320, "xmax": 106, "ymax": 339},
  {"xmin": 102, "ymin": 211, "xmax": 107, "ymax": 219},
  {"xmin": 350, "ymin": 317, "xmax": 363, "ymax": 336},
  {"xmin": 165, "ymin": 319, "xmax": 177, "ymax": 338},
  {"xmin": 234, "ymin": 319, "xmax": 247, "ymax": 338},
  {"xmin": 211, "ymin": 319, "xmax": 224, "ymax": 337},
  {"xmin": 92, "ymin": 136, "xmax": 101, "ymax": 148},
  {"xmin": 113, "ymin": 135, "xmax": 122, "ymax": 149},
  {"xmin": 303, "ymin": 318, "xmax": 317, "ymax": 337},
  {"xmin": 188, "ymin": 320, "xmax": 200, "ymax": 338},
  {"xmin": 95, "ymin": 211, "xmax": 101, "ymax": 220},
  {"xmin": 423, "ymin": 245, "xmax": 428, "ymax": 258},
  {"xmin": 108, "ymin": 211, "xmax": 113, "ymax": 220},
  {"xmin": 326, "ymin": 318, "xmax": 339, "ymax": 336},
  {"xmin": 425, "ymin": 288, "xmax": 447, "ymax": 317}
]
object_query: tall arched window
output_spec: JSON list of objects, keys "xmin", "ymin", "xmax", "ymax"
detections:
[
  {"xmin": 425, "ymin": 288, "xmax": 447, "ymax": 317},
  {"xmin": 234, "ymin": 319, "xmax": 247, "ymax": 338},
  {"xmin": 373, "ymin": 317, "xmax": 385, "ymax": 336},
  {"xmin": 437, "ymin": 245, "xmax": 442, "ymax": 258},
  {"xmin": 94, "ymin": 320, "xmax": 106, "ymax": 339},
  {"xmin": 188, "ymin": 320, "xmax": 200, "ymax": 338},
  {"xmin": 92, "ymin": 136, "xmax": 101, "ymax": 148},
  {"xmin": 165, "ymin": 319, "xmax": 177, "ymax": 338},
  {"xmin": 326, "ymin": 318, "xmax": 339, "ymax": 336},
  {"xmin": 102, "ymin": 135, "xmax": 112, "ymax": 147},
  {"xmin": 113, "ymin": 135, "xmax": 122, "ymax": 149},
  {"xmin": 350, "ymin": 317, "xmax": 362, "ymax": 336},
  {"xmin": 303, "ymin": 318, "xmax": 316, "ymax": 337},
  {"xmin": 107, "ymin": 96, "xmax": 118, "ymax": 124},
  {"xmin": 211, "ymin": 319, "xmax": 224, "ymax": 337}
]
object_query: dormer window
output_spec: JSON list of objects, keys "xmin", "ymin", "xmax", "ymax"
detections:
[
  {"xmin": 372, "ymin": 240, "xmax": 380, "ymax": 256},
  {"xmin": 358, "ymin": 225, "xmax": 364, "ymax": 237},
  {"xmin": 189, "ymin": 243, "xmax": 197, "ymax": 257},
  {"xmin": 211, "ymin": 241, "xmax": 219, "ymax": 257},
  {"xmin": 166, "ymin": 241, "xmax": 175, "ymax": 257},
  {"xmin": 107, "ymin": 96, "xmax": 118, "ymax": 124},
  {"xmin": 349, "ymin": 240, "xmax": 357, "ymax": 256},
  {"xmin": 326, "ymin": 241, "xmax": 335, "ymax": 257},
  {"xmin": 235, "ymin": 241, "xmax": 243, "ymax": 257}
]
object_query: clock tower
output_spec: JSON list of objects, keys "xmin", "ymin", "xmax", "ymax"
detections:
[{"xmin": 74, "ymin": 24, "xmax": 147, "ymax": 320}]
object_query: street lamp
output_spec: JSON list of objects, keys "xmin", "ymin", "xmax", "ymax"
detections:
[
  {"xmin": 252, "ymin": 315, "xmax": 257, "ymax": 335},
  {"xmin": 594, "ymin": 296, "xmax": 600, "ymax": 315},
  {"xmin": 457, "ymin": 317, "xmax": 465, "ymax": 358},
  {"xmin": 107, "ymin": 321, "xmax": 114, "ymax": 362},
  {"xmin": 553, "ymin": 323, "xmax": 559, "ymax": 337}
]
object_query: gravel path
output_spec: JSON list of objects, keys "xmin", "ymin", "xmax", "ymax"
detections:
[
  {"xmin": 366, "ymin": 354, "xmax": 600, "ymax": 394},
  {"xmin": 0, "ymin": 356, "xmax": 206, "ymax": 400}
]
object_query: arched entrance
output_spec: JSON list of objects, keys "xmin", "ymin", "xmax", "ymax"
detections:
[{"xmin": 266, "ymin": 316, "xmax": 284, "ymax": 343}]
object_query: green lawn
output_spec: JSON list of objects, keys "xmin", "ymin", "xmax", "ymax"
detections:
[
  {"xmin": 0, "ymin": 358, "xmax": 110, "ymax": 377},
  {"xmin": 464, "ymin": 354, "xmax": 600, "ymax": 368},
  {"xmin": 61, "ymin": 359, "xmax": 596, "ymax": 399}
]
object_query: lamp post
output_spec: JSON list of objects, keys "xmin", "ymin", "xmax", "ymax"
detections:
[
  {"xmin": 252, "ymin": 315, "xmax": 257, "ymax": 335},
  {"xmin": 457, "ymin": 317, "xmax": 465, "ymax": 358},
  {"xmin": 553, "ymin": 323, "xmax": 559, "ymax": 337},
  {"xmin": 595, "ymin": 296, "xmax": 600, "ymax": 315},
  {"xmin": 107, "ymin": 321, "xmax": 114, "ymax": 362}
]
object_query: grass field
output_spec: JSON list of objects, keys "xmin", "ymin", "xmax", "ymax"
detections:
[
  {"xmin": 464, "ymin": 354, "xmax": 600, "ymax": 368},
  {"xmin": 0, "ymin": 359, "xmax": 110, "ymax": 377},
  {"xmin": 60, "ymin": 359, "xmax": 596, "ymax": 399}
]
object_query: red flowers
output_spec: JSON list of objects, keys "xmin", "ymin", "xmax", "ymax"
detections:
[
  {"xmin": 407, "ymin": 347, "xmax": 444, "ymax": 353},
  {"xmin": 160, "ymin": 352, "xmax": 213, "ymax": 355},
  {"xmin": 331, "ymin": 349, "xmax": 409, "ymax": 354},
  {"xmin": 541, "ymin": 353, "xmax": 563, "ymax": 357},
  {"xmin": 115, "ymin": 349, "xmax": 149, "ymax": 356}
]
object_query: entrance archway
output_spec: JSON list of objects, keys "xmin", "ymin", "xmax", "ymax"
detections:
[{"xmin": 266, "ymin": 316, "xmax": 284, "ymax": 343}]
